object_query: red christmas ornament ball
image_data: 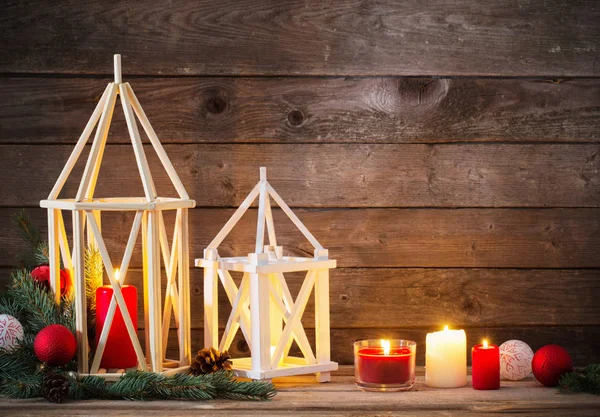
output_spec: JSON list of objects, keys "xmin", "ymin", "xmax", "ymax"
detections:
[
  {"xmin": 31, "ymin": 265, "xmax": 73, "ymax": 297},
  {"xmin": 532, "ymin": 344, "xmax": 573, "ymax": 387},
  {"xmin": 33, "ymin": 324, "xmax": 77, "ymax": 366}
]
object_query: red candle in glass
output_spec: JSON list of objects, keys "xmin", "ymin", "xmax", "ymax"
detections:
[
  {"xmin": 95, "ymin": 272, "xmax": 138, "ymax": 369},
  {"xmin": 471, "ymin": 340, "xmax": 500, "ymax": 390},
  {"xmin": 354, "ymin": 339, "xmax": 416, "ymax": 391}
]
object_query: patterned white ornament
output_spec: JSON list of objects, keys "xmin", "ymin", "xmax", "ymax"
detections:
[
  {"xmin": 0, "ymin": 314, "xmax": 24, "ymax": 352},
  {"xmin": 499, "ymin": 339, "xmax": 534, "ymax": 381}
]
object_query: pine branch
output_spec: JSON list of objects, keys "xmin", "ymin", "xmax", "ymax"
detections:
[
  {"xmin": 3, "ymin": 361, "xmax": 276, "ymax": 401},
  {"xmin": 0, "ymin": 293, "xmax": 23, "ymax": 320},
  {"xmin": 149, "ymin": 372, "xmax": 216, "ymax": 400},
  {"xmin": 106, "ymin": 370, "xmax": 162, "ymax": 400},
  {"xmin": 0, "ymin": 372, "xmax": 42, "ymax": 398},
  {"xmin": 104, "ymin": 371, "xmax": 214, "ymax": 400},
  {"xmin": 209, "ymin": 371, "xmax": 277, "ymax": 401},
  {"xmin": 12, "ymin": 210, "xmax": 49, "ymax": 269},
  {"xmin": 0, "ymin": 333, "xmax": 41, "ymax": 399},
  {"xmin": 69, "ymin": 374, "xmax": 108, "ymax": 400},
  {"xmin": 0, "ymin": 352, "xmax": 37, "ymax": 381},
  {"xmin": 69, "ymin": 370, "xmax": 274, "ymax": 401},
  {"xmin": 560, "ymin": 364, "xmax": 600, "ymax": 395},
  {"xmin": 34, "ymin": 241, "xmax": 49, "ymax": 266},
  {"xmin": 13, "ymin": 209, "xmax": 42, "ymax": 251},
  {"xmin": 0, "ymin": 333, "xmax": 37, "ymax": 379},
  {"xmin": 7, "ymin": 269, "xmax": 64, "ymax": 334}
]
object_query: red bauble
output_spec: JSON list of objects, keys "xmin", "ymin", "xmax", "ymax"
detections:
[
  {"xmin": 33, "ymin": 324, "xmax": 77, "ymax": 366},
  {"xmin": 31, "ymin": 266, "xmax": 73, "ymax": 297},
  {"xmin": 532, "ymin": 344, "xmax": 573, "ymax": 387}
]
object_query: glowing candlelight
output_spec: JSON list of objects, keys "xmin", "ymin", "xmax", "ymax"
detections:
[
  {"xmin": 354, "ymin": 339, "xmax": 416, "ymax": 391},
  {"xmin": 472, "ymin": 339, "xmax": 500, "ymax": 390},
  {"xmin": 270, "ymin": 345, "xmax": 283, "ymax": 365},
  {"xmin": 381, "ymin": 339, "xmax": 391, "ymax": 355},
  {"xmin": 425, "ymin": 325, "xmax": 467, "ymax": 388}
]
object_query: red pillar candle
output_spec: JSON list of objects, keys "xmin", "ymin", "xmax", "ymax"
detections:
[
  {"xmin": 95, "ymin": 276, "xmax": 138, "ymax": 369},
  {"xmin": 472, "ymin": 340, "xmax": 500, "ymax": 390},
  {"xmin": 354, "ymin": 339, "xmax": 416, "ymax": 391}
]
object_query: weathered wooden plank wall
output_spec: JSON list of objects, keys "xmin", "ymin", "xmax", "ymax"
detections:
[
  {"xmin": 2, "ymin": 78, "xmax": 599, "ymax": 144},
  {"xmin": 0, "ymin": 0, "xmax": 598, "ymax": 365},
  {"xmin": 1, "ymin": 0, "xmax": 598, "ymax": 76}
]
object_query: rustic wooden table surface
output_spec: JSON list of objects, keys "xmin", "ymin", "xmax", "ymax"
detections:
[{"xmin": 1, "ymin": 366, "xmax": 599, "ymax": 416}]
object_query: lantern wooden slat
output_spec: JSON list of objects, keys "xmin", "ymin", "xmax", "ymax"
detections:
[
  {"xmin": 72, "ymin": 210, "xmax": 87, "ymax": 374},
  {"xmin": 40, "ymin": 55, "xmax": 195, "ymax": 379}
]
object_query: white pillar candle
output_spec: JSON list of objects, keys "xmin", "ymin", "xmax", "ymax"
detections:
[{"xmin": 425, "ymin": 325, "xmax": 467, "ymax": 388}]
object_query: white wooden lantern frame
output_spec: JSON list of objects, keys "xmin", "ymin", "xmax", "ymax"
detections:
[
  {"xmin": 196, "ymin": 168, "xmax": 338, "ymax": 381},
  {"xmin": 40, "ymin": 55, "xmax": 195, "ymax": 380}
]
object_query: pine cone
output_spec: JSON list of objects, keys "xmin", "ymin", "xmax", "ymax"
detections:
[
  {"xmin": 41, "ymin": 371, "xmax": 69, "ymax": 403},
  {"xmin": 190, "ymin": 347, "xmax": 232, "ymax": 375}
]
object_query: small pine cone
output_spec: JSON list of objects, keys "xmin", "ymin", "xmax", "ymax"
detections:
[
  {"xmin": 41, "ymin": 371, "xmax": 69, "ymax": 403},
  {"xmin": 190, "ymin": 347, "xmax": 233, "ymax": 375}
]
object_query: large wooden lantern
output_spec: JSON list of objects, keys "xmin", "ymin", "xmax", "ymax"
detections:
[
  {"xmin": 40, "ymin": 55, "xmax": 195, "ymax": 379},
  {"xmin": 196, "ymin": 168, "xmax": 338, "ymax": 381}
]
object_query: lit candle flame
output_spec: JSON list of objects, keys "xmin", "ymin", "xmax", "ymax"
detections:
[
  {"xmin": 381, "ymin": 339, "xmax": 391, "ymax": 355},
  {"xmin": 115, "ymin": 268, "xmax": 120, "ymax": 283},
  {"xmin": 483, "ymin": 339, "xmax": 488, "ymax": 349},
  {"xmin": 444, "ymin": 325, "xmax": 449, "ymax": 331}
]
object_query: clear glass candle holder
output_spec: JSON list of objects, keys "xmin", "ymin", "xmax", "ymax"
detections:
[{"xmin": 354, "ymin": 339, "xmax": 417, "ymax": 392}]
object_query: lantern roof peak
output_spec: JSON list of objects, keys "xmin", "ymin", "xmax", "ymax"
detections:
[
  {"xmin": 44, "ymin": 54, "xmax": 191, "ymax": 205},
  {"xmin": 207, "ymin": 167, "xmax": 325, "ymax": 255}
]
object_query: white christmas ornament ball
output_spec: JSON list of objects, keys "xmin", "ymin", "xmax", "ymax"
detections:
[
  {"xmin": 0, "ymin": 314, "xmax": 24, "ymax": 352},
  {"xmin": 499, "ymin": 339, "xmax": 534, "ymax": 380}
]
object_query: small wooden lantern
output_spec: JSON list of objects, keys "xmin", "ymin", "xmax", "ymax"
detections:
[
  {"xmin": 196, "ymin": 168, "xmax": 338, "ymax": 381},
  {"xmin": 40, "ymin": 55, "xmax": 195, "ymax": 379}
]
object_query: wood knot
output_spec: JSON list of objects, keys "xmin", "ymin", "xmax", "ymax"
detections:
[
  {"xmin": 287, "ymin": 109, "xmax": 304, "ymax": 126},
  {"xmin": 454, "ymin": 295, "xmax": 481, "ymax": 320},
  {"xmin": 237, "ymin": 339, "xmax": 249, "ymax": 353},
  {"xmin": 192, "ymin": 286, "xmax": 201, "ymax": 296},
  {"xmin": 205, "ymin": 96, "xmax": 227, "ymax": 114},
  {"xmin": 339, "ymin": 294, "xmax": 349, "ymax": 302},
  {"xmin": 423, "ymin": 286, "xmax": 441, "ymax": 299},
  {"xmin": 220, "ymin": 177, "xmax": 236, "ymax": 195},
  {"xmin": 394, "ymin": 78, "xmax": 450, "ymax": 109}
]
